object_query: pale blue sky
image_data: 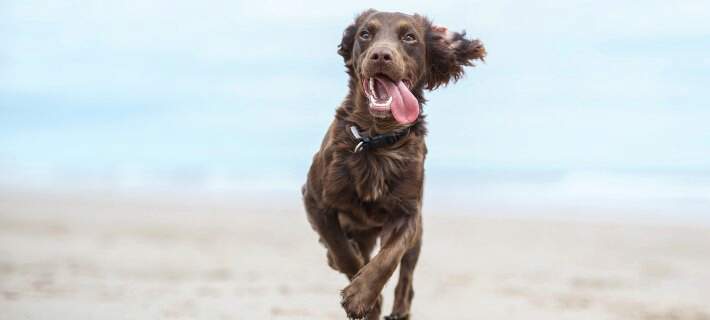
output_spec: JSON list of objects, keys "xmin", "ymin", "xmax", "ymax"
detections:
[{"xmin": 1, "ymin": 0, "xmax": 709, "ymax": 193}]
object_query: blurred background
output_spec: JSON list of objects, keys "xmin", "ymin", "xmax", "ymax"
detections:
[
  {"xmin": 2, "ymin": 0, "xmax": 710, "ymax": 223},
  {"xmin": 2, "ymin": 1, "xmax": 710, "ymax": 319}
]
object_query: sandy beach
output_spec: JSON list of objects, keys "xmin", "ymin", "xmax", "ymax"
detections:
[{"xmin": 1, "ymin": 189, "xmax": 709, "ymax": 320}]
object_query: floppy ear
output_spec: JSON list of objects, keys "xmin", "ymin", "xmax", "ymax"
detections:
[
  {"xmin": 337, "ymin": 9, "xmax": 376, "ymax": 67},
  {"xmin": 425, "ymin": 23, "xmax": 486, "ymax": 90}
]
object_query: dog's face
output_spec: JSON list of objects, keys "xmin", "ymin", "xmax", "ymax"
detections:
[{"xmin": 338, "ymin": 9, "xmax": 486, "ymax": 125}]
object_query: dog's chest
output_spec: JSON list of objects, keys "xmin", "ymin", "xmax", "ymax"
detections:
[
  {"xmin": 334, "ymin": 150, "xmax": 417, "ymax": 229},
  {"xmin": 347, "ymin": 150, "xmax": 409, "ymax": 202}
]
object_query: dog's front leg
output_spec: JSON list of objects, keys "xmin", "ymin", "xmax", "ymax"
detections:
[
  {"xmin": 340, "ymin": 211, "xmax": 421, "ymax": 319},
  {"xmin": 308, "ymin": 207, "xmax": 365, "ymax": 279}
]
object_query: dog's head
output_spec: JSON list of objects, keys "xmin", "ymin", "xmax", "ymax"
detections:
[{"xmin": 338, "ymin": 9, "xmax": 486, "ymax": 125}]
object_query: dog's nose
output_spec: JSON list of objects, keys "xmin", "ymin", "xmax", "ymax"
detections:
[{"xmin": 369, "ymin": 47, "xmax": 393, "ymax": 64}]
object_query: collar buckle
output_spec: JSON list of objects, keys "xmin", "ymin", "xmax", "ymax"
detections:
[
  {"xmin": 349, "ymin": 126, "xmax": 367, "ymax": 153},
  {"xmin": 354, "ymin": 141, "xmax": 365, "ymax": 153},
  {"xmin": 349, "ymin": 126, "xmax": 362, "ymax": 140}
]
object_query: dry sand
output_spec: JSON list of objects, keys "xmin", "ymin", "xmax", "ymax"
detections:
[{"xmin": 1, "ymin": 190, "xmax": 709, "ymax": 319}]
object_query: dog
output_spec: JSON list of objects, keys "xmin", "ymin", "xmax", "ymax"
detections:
[{"xmin": 302, "ymin": 9, "xmax": 485, "ymax": 319}]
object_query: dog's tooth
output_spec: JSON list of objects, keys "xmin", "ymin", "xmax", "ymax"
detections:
[{"xmin": 373, "ymin": 101, "xmax": 390, "ymax": 108}]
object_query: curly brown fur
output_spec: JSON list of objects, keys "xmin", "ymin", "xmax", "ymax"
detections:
[{"xmin": 303, "ymin": 9, "xmax": 485, "ymax": 319}]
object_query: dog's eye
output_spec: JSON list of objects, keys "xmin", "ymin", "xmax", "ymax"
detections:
[
  {"xmin": 402, "ymin": 33, "xmax": 417, "ymax": 43},
  {"xmin": 359, "ymin": 30, "xmax": 370, "ymax": 40}
]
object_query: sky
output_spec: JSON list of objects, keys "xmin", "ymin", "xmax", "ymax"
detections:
[{"xmin": 1, "ymin": 1, "xmax": 710, "ymax": 208}]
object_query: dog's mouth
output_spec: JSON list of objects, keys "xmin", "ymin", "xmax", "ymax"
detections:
[{"xmin": 361, "ymin": 75, "xmax": 419, "ymax": 124}]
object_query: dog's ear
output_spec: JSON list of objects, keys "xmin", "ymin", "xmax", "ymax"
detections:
[
  {"xmin": 338, "ymin": 9, "xmax": 376, "ymax": 67},
  {"xmin": 425, "ymin": 22, "xmax": 486, "ymax": 90}
]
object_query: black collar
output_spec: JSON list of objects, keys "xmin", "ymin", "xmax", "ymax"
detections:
[{"xmin": 348, "ymin": 125, "xmax": 410, "ymax": 153}]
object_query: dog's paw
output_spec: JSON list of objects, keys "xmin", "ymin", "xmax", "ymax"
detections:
[
  {"xmin": 384, "ymin": 314, "xmax": 409, "ymax": 320},
  {"xmin": 340, "ymin": 277, "xmax": 379, "ymax": 319}
]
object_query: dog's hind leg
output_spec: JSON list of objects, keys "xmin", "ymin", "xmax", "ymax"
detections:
[
  {"xmin": 350, "ymin": 228, "xmax": 380, "ymax": 263},
  {"xmin": 387, "ymin": 233, "xmax": 422, "ymax": 320},
  {"xmin": 365, "ymin": 294, "xmax": 383, "ymax": 320}
]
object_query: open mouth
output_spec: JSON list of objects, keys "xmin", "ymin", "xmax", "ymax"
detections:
[{"xmin": 361, "ymin": 75, "xmax": 420, "ymax": 124}]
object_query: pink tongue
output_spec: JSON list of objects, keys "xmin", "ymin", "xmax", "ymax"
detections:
[{"xmin": 379, "ymin": 77, "xmax": 419, "ymax": 124}]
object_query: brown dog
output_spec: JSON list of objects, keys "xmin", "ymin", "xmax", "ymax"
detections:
[{"xmin": 302, "ymin": 9, "xmax": 485, "ymax": 319}]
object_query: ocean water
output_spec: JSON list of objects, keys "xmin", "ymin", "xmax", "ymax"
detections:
[{"xmin": 2, "ymin": 162, "xmax": 708, "ymax": 225}]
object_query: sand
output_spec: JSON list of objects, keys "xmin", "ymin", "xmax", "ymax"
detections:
[{"xmin": 1, "ymin": 190, "xmax": 709, "ymax": 319}]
